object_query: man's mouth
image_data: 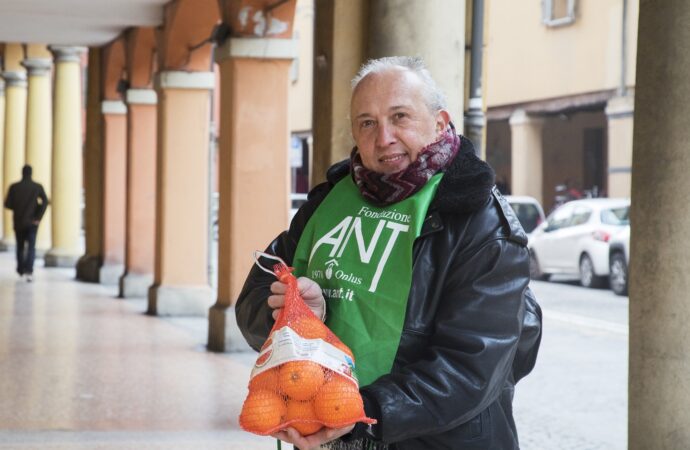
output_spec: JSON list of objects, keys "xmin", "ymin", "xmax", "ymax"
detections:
[{"xmin": 379, "ymin": 153, "xmax": 407, "ymax": 163}]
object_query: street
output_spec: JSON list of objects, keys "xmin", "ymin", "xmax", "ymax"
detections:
[{"xmin": 514, "ymin": 277, "xmax": 628, "ymax": 450}]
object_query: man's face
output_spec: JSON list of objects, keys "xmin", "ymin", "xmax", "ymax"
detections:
[{"xmin": 350, "ymin": 68, "xmax": 450, "ymax": 174}]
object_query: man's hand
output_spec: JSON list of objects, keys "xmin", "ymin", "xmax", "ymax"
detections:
[
  {"xmin": 268, "ymin": 276, "xmax": 326, "ymax": 321},
  {"xmin": 271, "ymin": 424, "xmax": 355, "ymax": 450}
]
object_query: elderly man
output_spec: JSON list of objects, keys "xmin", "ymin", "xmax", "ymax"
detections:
[{"xmin": 236, "ymin": 56, "xmax": 542, "ymax": 450}]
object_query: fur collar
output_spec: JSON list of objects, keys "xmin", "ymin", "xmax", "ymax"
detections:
[{"xmin": 325, "ymin": 135, "xmax": 495, "ymax": 214}]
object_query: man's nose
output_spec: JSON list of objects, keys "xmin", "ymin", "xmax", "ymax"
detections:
[{"xmin": 375, "ymin": 123, "xmax": 395, "ymax": 147}]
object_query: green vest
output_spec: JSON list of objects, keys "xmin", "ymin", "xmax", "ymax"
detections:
[{"xmin": 293, "ymin": 174, "xmax": 442, "ymax": 386}]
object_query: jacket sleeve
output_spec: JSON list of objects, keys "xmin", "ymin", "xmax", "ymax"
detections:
[
  {"xmin": 356, "ymin": 236, "xmax": 531, "ymax": 443},
  {"xmin": 35, "ymin": 185, "xmax": 49, "ymax": 221},
  {"xmin": 234, "ymin": 183, "xmax": 331, "ymax": 351}
]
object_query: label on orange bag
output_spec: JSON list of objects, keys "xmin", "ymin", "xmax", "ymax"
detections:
[{"xmin": 251, "ymin": 326, "xmax": 357, "ymax": 384}]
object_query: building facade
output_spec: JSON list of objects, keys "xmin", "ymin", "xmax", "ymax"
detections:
[{"xmin": 485, "ymin": 0, "xmax": 637, "ymax": 211}]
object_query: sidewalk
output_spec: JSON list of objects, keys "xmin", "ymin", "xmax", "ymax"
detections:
[{"xmin": 0, "ymin": 252, "xmax": 279, "ymax": 449}]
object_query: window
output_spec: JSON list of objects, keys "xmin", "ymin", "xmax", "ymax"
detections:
[
  {"xmin": 601, "ymin": 206, "xmax": 630, "ymax": 226},
  {"xmin": 570, "ymin": 206, "xmax": 592, "ymax": 226},
  {"xmin": 509, "ymin": 202, "xmax": 542, "ymax": 233},
  {"xmin": 547, "ymin": 204, "xmax": 575, "ymax": 231},
  {"xmin": 542, "ymin": 0, "xmax": 576, "ymax": 27}
]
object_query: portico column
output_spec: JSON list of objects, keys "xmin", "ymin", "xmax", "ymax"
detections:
[
  {"xmin": 148, "ymin": 71, "xmax": 214, "ymax": 316},
  {"xmin": 0, "ymin": 80, "xmax": 5, "ymax": 240},
  {"xmin": 45, "ymin": 46, "xmax": 86, "ymax": 267},
  {"xmin": 312, "ymin": 0, "xmax": 367, "ymax": 185},
  {"xmin": 120, "ymin": 88, "xmax": 157, "ymax": 297},
  {"xmin": 605, "ymin": 94, "xmax": 634, "ymax": 198},
  {"xmin": 0, "ymin": 71, "xmax": 28, "ymax": 251},
  {"xmin": 99, "ymin": 100, "xmax": 127, "ymax": 285},
  {"xmin": 22, "ymin": 57, "xmax": 53, "ymax": 253},
  {"xmin": 207, "ymin": 38, "xmax": 296, "ymax": 352},
  {"xmin": 76, "ymin": 48, "xmax": 104, "ymax": 281},
  {"xmin": 368, "ymin": 0, "xmax": 466, "ymax": 123},
  {"xmin": 509, "ymin": 109, "xmax": 544, "ymax": 204},
  {"xmin": 629, "ymin": 1, "xmax": 690, "ymax": 448}
]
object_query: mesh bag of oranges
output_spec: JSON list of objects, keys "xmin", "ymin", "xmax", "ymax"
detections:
[{"xmin": 239, "ymin": 253, "xmax": 376, "ymax": 437}]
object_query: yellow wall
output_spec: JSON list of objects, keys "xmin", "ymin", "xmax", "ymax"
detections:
[{"xmin": 486, "ymin": 0, "xmax": 638, "ymax": 107}]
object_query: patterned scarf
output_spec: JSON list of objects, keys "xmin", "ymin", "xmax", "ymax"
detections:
[{"xmin": 350, "ymin": 124, "xmax": 460, "ymax": 206}]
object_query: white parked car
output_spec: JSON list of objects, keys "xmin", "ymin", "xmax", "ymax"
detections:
[
  {"xmin": 608, "ymin": 226, "xmax": 630, "ymax": 296},
  {"xmin": 504, "ymin": 195, "xmax": 546, "ymax": 236},
  {"xmin": 528, "ymin": 198, "xmax": 630, "ymax": 288}
]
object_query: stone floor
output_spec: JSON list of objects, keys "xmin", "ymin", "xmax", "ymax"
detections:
[{"xmin": 0, "ymin": 252, "xmax": 280, "ymax": 449}]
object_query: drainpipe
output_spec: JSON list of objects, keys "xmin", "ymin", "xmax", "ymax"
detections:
[
  {"xmin": 619, "ymin": 0, "xmax": 628, "ymax": 96},
  {"xmin": 464, "ymin": 0, "xmax": 486, "ymax": 157}
]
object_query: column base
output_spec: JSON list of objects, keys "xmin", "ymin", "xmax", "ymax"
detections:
[
  {"xmin": 76, "ymin": 254, "xmax": 102, "ymax": 281},
  {"xmin": 99, "ymin": 263, "xmax": 124, "ymax": 286},
  {"xmin": 147, "ymin": 284, "xmax": 214, "ymax": 317},
  {"xmin": 119, "ymin": 272, "xmax": 154, "ymax": 298},
  {"xmin": 207, "ymin": 303, "xmax": 253, "ymax": 352},
  {"xmin": 0, "ymin": 239, "xmax": 15, "ymax": 252},
  {"xmin": 45, "ymin": 248, "xmax": 80, "ymax": 268}
]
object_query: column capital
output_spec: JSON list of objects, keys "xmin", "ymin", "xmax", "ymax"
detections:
[
  {"xmin": 21, "ymin": 58, "xmax": 53, "ymax": 76},
  {"xmin": 101, "ymin": 100, "xmax": 127, "ymax": 115},
  {"xmin": 214, "ymin": 37, "xmax": 298, "ymax": 63},
  {"xmin": 125, "ymin": 88, "xmax": 158, "ymax": 105},
  {"xmin": 2, "ymin": 71, "xmax": 27, "ymax": 88},
  {"xmin": 155, "ymin": 71, "xmax": 215, "ymax": 90},
  {"xmin": 49, "ymin": 46, "xmax": 87, "ymax": 63},
  {"xmin": 509, "ymin": 109, "xmax": 544, "ymax": 127}
]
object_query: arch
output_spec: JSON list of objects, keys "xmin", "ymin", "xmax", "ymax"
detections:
[
  {"xmin": 126, "ymin": 27, "xmax": 157, "ymax": 89},
  {"xmin": 219, "ymin": 0, "xmax": 297, "ymax": 39},
  {"xmin": 158, "ymin": 0, "xmax": 220, "ymax": 71},
  {"xmin": 102, "ymin": 36, "xmax": 126, "ymax": 100},
  {"xmin": 24, "ymin": 43, "xmax": 51, "ymax": 59},
  {"xmin": 4, "ymin": 43, "xmax": 26, "ymax": 71}
]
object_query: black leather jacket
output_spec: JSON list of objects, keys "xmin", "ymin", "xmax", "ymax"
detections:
[{"xmin": 235, "ymin": 137, "xmax": 542, "ymax": 449}]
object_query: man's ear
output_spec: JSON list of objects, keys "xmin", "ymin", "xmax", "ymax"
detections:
[{"xmin": 436, "ymin": 110, "xmax": 451, "ymax": 134}]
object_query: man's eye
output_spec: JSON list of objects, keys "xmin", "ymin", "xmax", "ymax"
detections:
[
  {"xmin": 361, "ymin": 120, "xmax": 375, "ymax": 128},
  {"xmin": 393, "ymin": 112, "xmax": 407, "ymax": 120}
]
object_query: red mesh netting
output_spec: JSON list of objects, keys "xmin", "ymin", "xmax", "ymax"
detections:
[{"xmin": 239, "ymin": 263, "xmax": 376, "ymax": 436}]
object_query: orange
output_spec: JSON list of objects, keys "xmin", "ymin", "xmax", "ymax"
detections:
[
  {"xmin": 289, "ymin": 316, "xmax": 329, "ymax": 340},
  {"xmin": 239, "ymin": 389, "xmax": 287, "ymax": 433},
  {"xmin": 248, "ymin": 367, "xmax": 279, "ymax": 390},
  {"xmin": 279, "ymin": 360, "xmax": 326, "ymax": 401},
  {"xmin": 286, "ymin": 399, "xmax": 323, "ymax": 436},
  {"xmin": 313, "ymin": 376, "xmax": 364, "ymax": 426}
]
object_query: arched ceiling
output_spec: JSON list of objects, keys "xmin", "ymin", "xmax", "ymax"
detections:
[{"xmin": 0, "ymin": 0, "xmax": 170, "ymax": 46}]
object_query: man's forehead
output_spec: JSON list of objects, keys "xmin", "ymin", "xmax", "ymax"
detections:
[
  {"xmin": 351, "ymin": 68, "xmax": 426, "ymax": 107},
  {"xmin": 354, "ymin": 67, "xmax": 422, "ymax": 92}
]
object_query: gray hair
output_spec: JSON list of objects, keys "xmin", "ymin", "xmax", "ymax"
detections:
[{"xmin": 350, "ymin": 56, "xmax": 447, "ymax": 112}]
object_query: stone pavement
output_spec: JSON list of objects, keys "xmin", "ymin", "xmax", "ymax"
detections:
[{"xmin": 0, "ymin": 252, "xmax": 281, "ymax": 449}]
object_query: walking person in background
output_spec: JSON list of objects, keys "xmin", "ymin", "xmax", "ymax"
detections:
[{"xmin": 4, "ymin": 165, "xmax": 49, "ymax": 282}]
